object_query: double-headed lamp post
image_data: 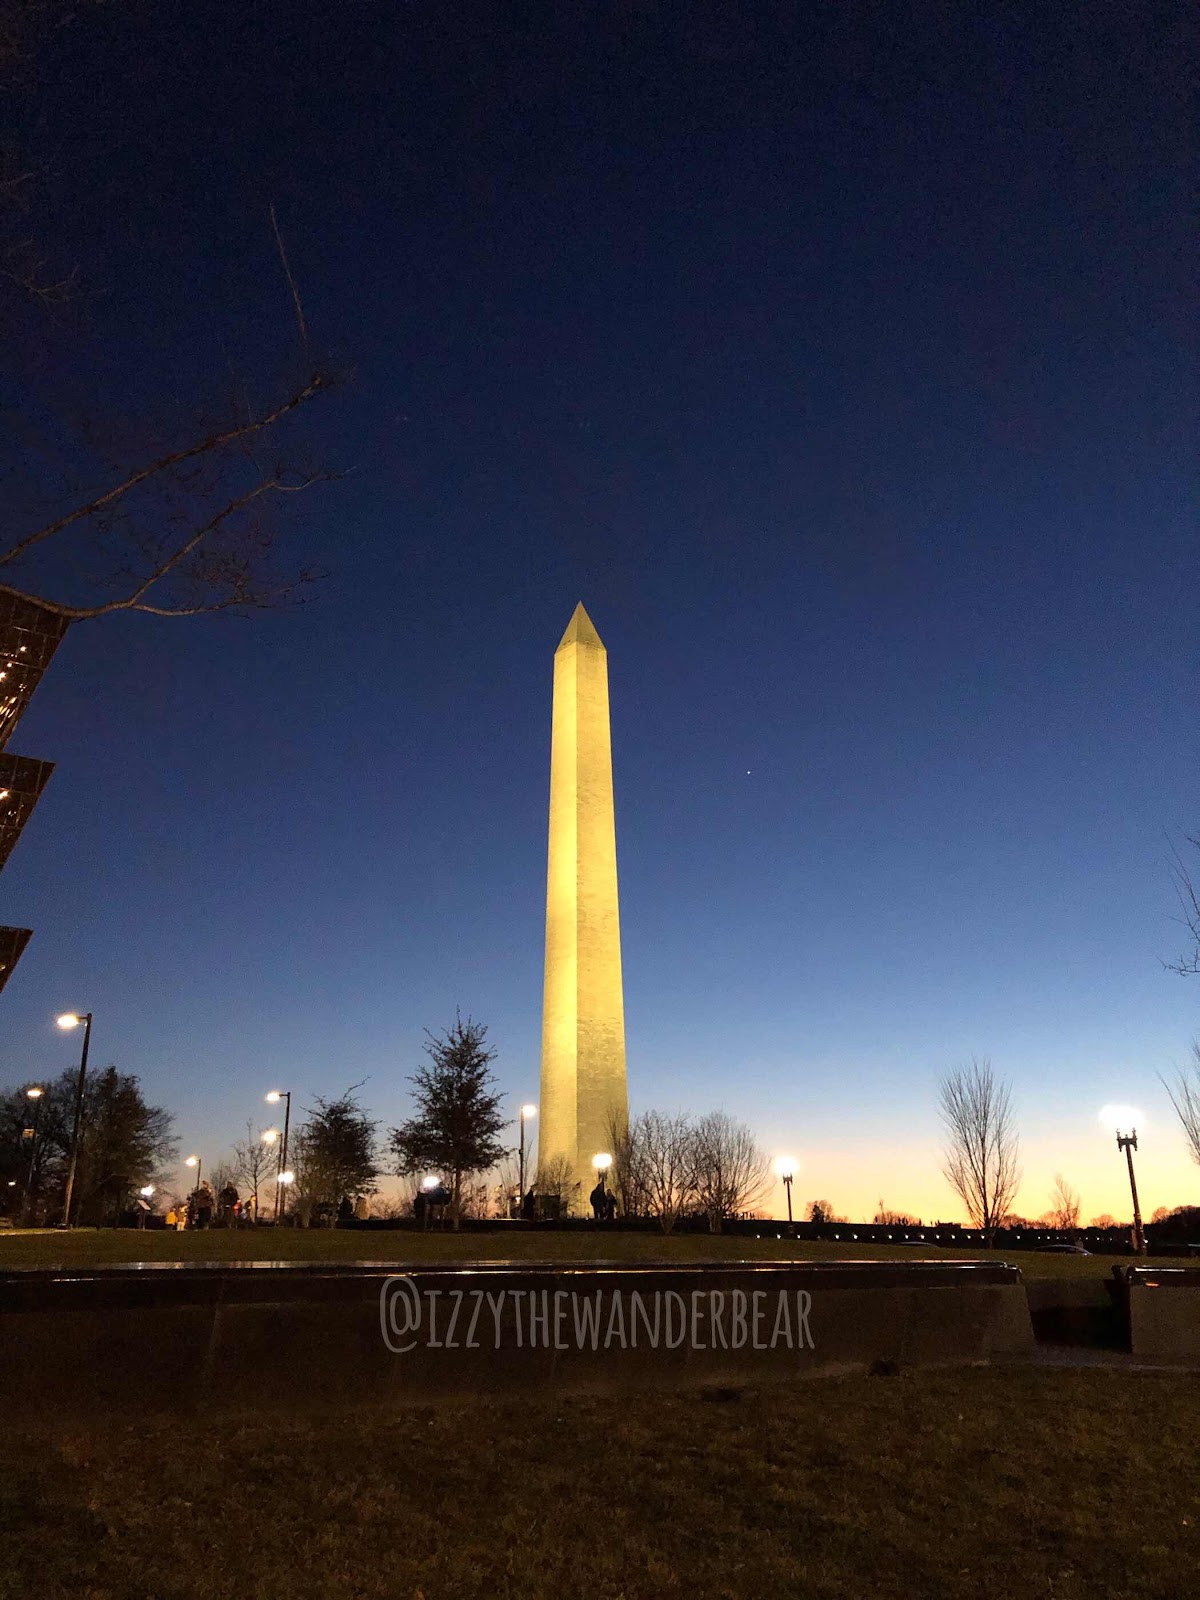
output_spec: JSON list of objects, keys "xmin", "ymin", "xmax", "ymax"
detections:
[
  {"xmin": 518, "ymin": 1103, "xmax": 537, "ymax": 1212},
  {"xmin": 266, "ymin": 1090, "xmax": 291, "ymax": 1220},
  {"xmin": 56, "ymin": 1011, "xmax": 93, "ymax": 1228},
  {"xmin": 774, "ymin": 1155, "xmax": 798, "ymax": 1225},
  {"xmin": 1116, "ymin": 1129, "xmax": 1146, "ymax": 1256},
  {"xmin": 592, "ymin": 1151, "xmax": 612, "ymax": 1192}
]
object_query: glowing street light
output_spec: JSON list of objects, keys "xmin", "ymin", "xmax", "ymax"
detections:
[
  {"xmin": 591, "ymin": 1151, "xmax": 612, "ymax": 1197},
  {"xmin": 518, "ymin": 1102, "xmax": 537, "ymax": 1213},
  {"xmin": 139, "ymin": 1185, "xmax": 155, "ymax": 1198},
  {"xmin": 265, "ymin": 1090, "xmax": 292, "ymax": 1220},
  {"xmin": 278, "ymin": 1170, "xmax": 295, "ymax": 1186},
  {"xmin": 774, "ymin": 1155, "xmax": 798, "ymax": 1225},
  {"xmin": 22, "ymin": 1086, "xmax": 46, "ymax": 1223},
  {"xmin": 261, "ymin": 1128, "xmax": 280, "ymax": 1145},
  {"xmin": 185, "ymin": 1154, "xmax": 203, "ymax": 1194},
  {"xmin": 55, "ymin": 1009, "xmax": 93, "ymax": 1228}
]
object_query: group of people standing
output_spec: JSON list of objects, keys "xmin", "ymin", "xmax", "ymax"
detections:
[
  {"xmin": 166, "ymin": 1181, "xmax": 251, "ymax": 1230},
  {"xmin": 162, "ymin": 1185, "xmax": 373, "ymax": 1229}
]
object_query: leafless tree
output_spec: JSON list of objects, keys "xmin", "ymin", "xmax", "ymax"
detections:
[
  {"xmin": 806, "ymin": 1199, "xmax": 836, "ymax": 1224},
  {"xmin": 1047, "ymin": 1173, "xmax": 1081, "ymax": 1232},
  {"xmin": 1089, "ymin": 1213, "xmax": 1118, "ymax": 1229},
  {"xmin": 1161, "ymin": 1043, "xmax": 1200, "ymax": 1167},
  {"xmin": 535, "ymin": 1153, "xmax": 580, "ymax": 1218},
  {"xmin": 605, "ymin": 1108, "xmax": 649, "ymax": 1221},
  {"xmin": 938, "ymin": 1058, "xmax": 1022, "ymax": 1246},
  {"xmin": 231, "ymin": 1122, "xmax": 275, "ymax": 1221},
  {"xmin": 206, "ymin": 1159, "xmax": 236, "ymax": 1199},
  {"xmin": 1166, "ymin": 837, "xmax": 1200, "ymax": 977},
  {"xmin": 627, "ymin": 1110, "xmax": 696, "ymax": 1235},
  {"xmin": 690, "ymin": 1111, "xmax": 770, "ymax": 1235}
]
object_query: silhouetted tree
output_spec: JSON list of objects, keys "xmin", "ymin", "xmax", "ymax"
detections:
[
  {"xmin": 1161, "ymin": 1043, "xmax": 1200, "ymax": 1167},
  {"xmin": 626, "ymin": 1110, "xmax": 697, "ymax": 1234},
  {"xmin": 390, "ymin": 1016, "xmax": 508, "ymax": 1231},
  {"xmin": 1048, "ymin": 1174, "xmax": 1081, "ymax": 1231},
  {"xmin": 807, "ymin": 1199, "xmax": 835, "ymax": 1224},
  {"xmin": 938, "ymin": 1058, "xmax": 1021, "ymax": 1246},
  {"xmin": 231, "ymin": 1122, "xmax": 274, "ymax": 1220},
  {"xmin": 291, "ymin": 1087, "xmax": 378, "ymax": 1224},
  {"xmin": 1166, "ymin": 837, "xmax": 1200, "ymax": 977},
  {"xmin": 533, "ymin": 1153, "xmax": 579, "ymax": 1217},
  {"xmin": 68, "ymin": 1066, "xmax": 176, "ymax": 1225},
  {"xmin": 690, "ymin": 1111, "xmax": 770, "ymax": 1234}
]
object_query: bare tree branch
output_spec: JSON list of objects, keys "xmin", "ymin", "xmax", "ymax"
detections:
[
  {"xmin": 1160, "ymin": 1044, "xmax": 1200, "ymax": 1167},
  {"xmin": 0, "ymin": 373, "xmax": 330, "ymax": 572},
  {"xmin": 1165, "ymin": 835, "xmax": 1200, "ymax": 977},
  {"xmin": 270, "ymin": 201, "xmax": 309, "ymax": 349}
]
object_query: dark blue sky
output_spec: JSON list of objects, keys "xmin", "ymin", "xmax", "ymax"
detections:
[{"xmin": 2, "ymin": 3, "xmax": 1195, "ymax": 1218}]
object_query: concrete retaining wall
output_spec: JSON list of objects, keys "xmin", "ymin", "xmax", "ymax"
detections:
[
  {"xmin": 1120, "ymin": 1267, "xmax": 1200, "ymax": 1362},
  {"xmin": 0, "ymin": 1259, "xmax": 1033, "ymax": 1419}
]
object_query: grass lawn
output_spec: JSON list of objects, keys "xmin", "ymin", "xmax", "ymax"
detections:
[
  {"xmin": 0, "ymin": 1224, "xmax": 1128, "ymax": 1278},
  {"xmin": 1, "ymin": 1366, "xmax": 1195, "ymax": 1599}
]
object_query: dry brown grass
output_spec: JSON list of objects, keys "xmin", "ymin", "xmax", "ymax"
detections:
[{"xmin": 0, "ymin": 1366, "xmax": 1195, "ymax": 1599}]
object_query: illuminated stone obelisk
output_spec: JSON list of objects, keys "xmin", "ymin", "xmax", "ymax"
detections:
[{"xmin": 539, "ymin": 603, "xmax": 629, "ymax": 1205}]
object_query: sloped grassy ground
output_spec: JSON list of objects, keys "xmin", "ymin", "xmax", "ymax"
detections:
[
  {"xmin": 0, "ymin": 1225, "xmax": 1128, "ymax": 1278},
  {"xmin": 1, "ymin": 1367, "xmax": 1195, "ymax": 1600}
]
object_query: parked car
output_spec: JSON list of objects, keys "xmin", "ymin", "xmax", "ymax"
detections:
[{"xmin": 1035, "ymin": 1243, "xmax": 1090, "ymax": 1254}]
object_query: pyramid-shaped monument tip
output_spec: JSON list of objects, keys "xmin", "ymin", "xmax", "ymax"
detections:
[{"xmin": 557, "ymin": 602, "xmax": 604, "ymax": 651}]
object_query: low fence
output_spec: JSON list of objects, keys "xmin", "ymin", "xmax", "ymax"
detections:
[{"xmin": 0, "ymin": 1259, "xmax": 1033, "ymax": 1419}]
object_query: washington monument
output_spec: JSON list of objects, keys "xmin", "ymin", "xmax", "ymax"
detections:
[{"xmin": 538, "ymin": 603, "xmax": 629, "ymax": 1204}]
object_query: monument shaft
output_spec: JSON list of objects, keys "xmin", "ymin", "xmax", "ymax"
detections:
[{"xmin": 539, "ymin": 604, "xmax": 628, "ymax": 1203}]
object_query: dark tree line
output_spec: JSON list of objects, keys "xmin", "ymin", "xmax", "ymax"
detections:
[{"xmin": 0, "ymin": 1064, "xmax": 175, "ymax": 1224}]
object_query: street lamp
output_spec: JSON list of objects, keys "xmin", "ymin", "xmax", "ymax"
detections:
[
  {"xmin": 55, "ymin": 1010, "xmax": 93, "ymax": 1228},
  {"xmin": 591, "ymin": 1151, "xmax": 612, "ymax": 1189},
  {"xmin": 266, "ymin": 1090, "xmax": 291, "ymax": 1220},
  {"xmin": 518, "ymin": 1103, "xmax": 537, "ymax": 1214},
  {"xmin": 22, "ymin": 1086, "xmax": 45, "ymax": 1224},
  {"xmin": 774, "ymin": 1155, "xmax": 798, "ymax": 1225},
  {"xmin": 139, "ymin": 1185, "xmax": 154, "ymax": 1197},
  {"xmin": 185, "ymin": 1154, "xmax": 202, "ymax": 1194}
]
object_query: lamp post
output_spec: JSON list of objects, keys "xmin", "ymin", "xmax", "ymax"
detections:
[
  {"xmin": 276, "ymin": 1168, "xmax": 294, "ymax": 1226},
  {"xmin": 56, "ymin": 1011, "xmax": 93, "ymax": 1228},
  {"xmin": 774, "ymin": 1155, "xmax": 798, "ymax": 1225},
  {"xmin": 22, "ymin": 1086, "xmax": 44, "ymax": 1224},
  {"xmin": 1116, "ymin": 1129, "xmax": 1146, "ymax": 1256},
  {"xmin": 266, "ymin": 1090, "xmax": 291, "ymax": 1221},
  {"xmin": 185, "ymin": 1153, "xmax": 202, "ymax": 1208},
  {"xmin": 420, "ymin": 1173, "xmax": 439, "ymax": 1232},
  {"xmin": 518, "ymin": 1103, "xmax": 537, "ymax": 1215},
  {"xmin": 591, "ymin": 1152, "xmax": 612, "ymax": 1221}
]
